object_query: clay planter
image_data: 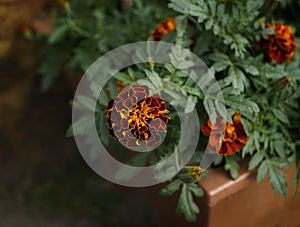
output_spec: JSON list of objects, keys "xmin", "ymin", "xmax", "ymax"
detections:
[{"xmin": 138, "ymin": 158, "xmax": 300, "ymax": 227}]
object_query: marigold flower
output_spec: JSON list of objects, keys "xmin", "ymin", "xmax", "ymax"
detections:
[
  {"xmin": 151, "ymin": 18, "xmax": 176, "ymax": 41},
  {"xmin": 105, "ymin": 85, "xmax": 170, "ymax": 148},
  {"xmin": 262, "ymin": 23, "xmax": 298, "ymax": 63},
  {"xmin": 201, "ymin": 112, "xmax": 248, "ymax": 156}
]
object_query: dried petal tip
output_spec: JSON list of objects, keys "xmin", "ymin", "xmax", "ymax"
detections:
[
  {"xmin": 178, "ymin": 166, "xmax": 204, "ymax": 184},
  {"xmin": 273, "ymin": 76, "xmax": 291, "ymax": 91}
]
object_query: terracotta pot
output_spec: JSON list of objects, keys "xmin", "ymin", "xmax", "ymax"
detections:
[{"xmin": 138, "ymin": 158, "xmax": 300, "ymax": 227}]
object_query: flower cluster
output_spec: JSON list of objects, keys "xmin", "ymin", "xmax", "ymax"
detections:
[
  {"xmin": 105, "ymin": 85, "xmax": 169, "ymax": 148},
  {"xmin": 263, "ymin": 23, "xmax": 298, "ymax": 63},
  {"xmin": 201, "ymin": 113, "xmax": 248, "ymax": 156},
  {"xmin": 151, "ymin": 18, "xmax": 176, "ymax": 41}
]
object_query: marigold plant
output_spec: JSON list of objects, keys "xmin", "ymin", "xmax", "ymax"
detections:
[{"xmin": 35, "ymin": 0, "xmax": 300, "ymax": 223}]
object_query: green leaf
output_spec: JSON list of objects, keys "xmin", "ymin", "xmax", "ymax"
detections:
[
  {"xmin": 272, "ymin": 109, "xmax": 290, "ymax": 125},
  {"xmin": 210, "ymin": 53, "xmax": 231, "ymax": 72},
  {"xmin": 185, "ymin": 95, "xmax": 197, "ymax": 114},
  {"xmin": 77, "ymin": 95, "xmax": 96, "ymax": 112},
  {"xmin": 66, "ymin": 125, "xmax": 74, "ymax": 137},
  {"xmin": 176, "ymin": 184, "xmax": 199, "ymax": 222},
  {"xmin": 226, "ymin": 66, "xmax": 247, "ymax": 93},
  {"xmin": 245, "ymin": 65, "xmax": 259, "ymax": 76},
  {"xmin": 203, "ymin": 96, "xmax": 217, "ymax": 124},
  {"xmin": 224, "ymin": 155, "xmax": 240, "ymax": 180},
  {"xmin": 71, "ymin": 115, "xmax": 94, "ymax": 136},
  {"xmin": 269, "ymin": 166, "xmax": 288, "ymax": 197},
  {"xmin": 48, "ymin": 24, "xmax": 69, "ymax": 44},
  {"xmin": 248, "ymin": 151, "xmax": 264, "ymax": 170},
  {"xmin": 257, "ymin": 160, "xmax": 268, "ymax": 182},
  {"xmin": 225, "ymin": 96, "xmax": 260, "ymax": 114},
  {"xmin": 187, "ymin": 184, "xmax": 204, "ymax": 198},
  {"xmin": 144, "ymin": 70, "xmax": 163, "ymax": 89},
  {"xmin": 160, "ymin": 179, "xmax": 182, "ymax": 196}
]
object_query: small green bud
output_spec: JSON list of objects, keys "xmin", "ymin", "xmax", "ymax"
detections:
[
  {"xmin": 260, "ymin": 0, "xmax": 278, "ymax": 17},
  {"xmin": 178, "ymin": 166, "xmax": 204, "ymax": 184}
]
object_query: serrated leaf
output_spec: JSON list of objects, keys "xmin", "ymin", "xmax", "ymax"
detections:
[
  {"xmin": 77, "ymin": 95, "xmax": 96, "ymax": 112},
  {"xmin": 227, "ymin": 66, "xmax": 247, "ymax": 92},
  {"xmin": 270, "ymin": 157, "xmax": 291, "ymax": 168},
  {"xmin": 225, "ymin": 156, "xmax": 240, "ymax": 180},
  {"xmin": 269, "ymin": 166, "xmax": 288, "ymax": 197},
  {"xmin": 48, "ymin": 24, "xmax": 69, "ymax": 44},
  {"xmin": 185, "ymin": 95, "xmax": 197, "ymax": 114},
  {"xmin": 248, "ymin": 152, "xmax": 264, "ymax": 170},
  {"xmin": 244, "ymin": 65, "xmax": 259, "ymax": 76},
  {"xmin": 203, "ymin": 96, "xmax": 217, "ymax": 124},
  {"xmin": 187, "ymin": 184, "xmax": 204, "ymax": 198},
  {"xmin": 144, "ymin": 70, "xmax": 163, "ymax": 89},
  {"xmin": 176, "ymin": 184, "xmax": 199, "ymax": 222},
  {"xmin": 72, "ymin": 115, "xmax": 94, "ymax": 136},
  {"xmin": 257, "ymin": 160, "xmax": 268, "ymax": 182},
  {"xmin": 160, "ymin": 179, "xmax": 182, "ymax": 196},
  {"xmin": 215, "ymin": 99, "xmax": 228, "ymax": 122},
  {"xmin": 272, "ymin": 109, "xmax": 290, "ymax": 125}
]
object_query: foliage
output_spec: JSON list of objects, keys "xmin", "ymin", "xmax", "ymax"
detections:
[
  {"xmin": 35, "ymin": 0, "xmax": 173, "ymax": 90},
  {"xmin": 34, "ymin": 0, "xmax": 300, "ymax": 223}
]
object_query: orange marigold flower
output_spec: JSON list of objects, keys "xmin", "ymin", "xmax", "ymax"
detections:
[
  {"xmin": 201, "ymin": 112, "xmax": 248, "ymax": 156},
  {"xmin": 262, "ymin": 23, "xmax": 298, "ymax": 63},
  {"xmin": 105, "ymin": 85, "xmax": 170, "ymax": 148},
  {"xmin": 151, "ymin": 18, "xmax": 176, "ymax": 41}
]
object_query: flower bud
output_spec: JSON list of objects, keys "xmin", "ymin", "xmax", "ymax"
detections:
[
  {"xmin": 273, "ymin": 76, "xmax": 291, "ymax": 91},
  {"xmin": 260, "ymin": 0, "xmax": 278, "ymax": 17},
  {"xmin": 178, "ymin": 166, "xmax": 204, "ymax": 184},
  {"xmin": 121, "ymin": 0, "xmax": 132, "ymax": 11},
  {"xmin": 57, "ymin": 0, "xmax": 70, "ymax": 12}
]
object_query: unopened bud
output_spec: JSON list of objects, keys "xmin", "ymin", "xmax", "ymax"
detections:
[
  {"xmin": 57, "ymin": 0, "xmax": 70, "ymax": 12},
  {"xmin": 260, "ymin": 0, "xmax": 278, "ymax": 17},
  {"xmin": 178, "ymin": 166, "xmax": 204, "ymax": 184},
  {"xmin": 121, "ymin": 0, "xmax": 132, "ymax": 11},
  {"xmin": 273, "ymin": 76, "xmax": 291, "ymax": 91}
]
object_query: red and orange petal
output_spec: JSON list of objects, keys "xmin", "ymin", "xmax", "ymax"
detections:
[
  {"xmin": 201, "ymin": 112, "xmax": 248, "ymax": 156},
  {"xmin": 263, "ymin": 23, "xmax": 298, "ymax": 63},
  {"xmin": 105, "ymin": 85, "xmax": 169, "ymax": 148},
  {"xmin": 151, "ymin": 18, "xmax": 176, "ymax": 41}
]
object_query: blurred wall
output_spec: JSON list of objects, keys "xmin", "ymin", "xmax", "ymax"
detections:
[{"xmin": 0, "ymin": 0, "xmax": 48, "ymax": 58}]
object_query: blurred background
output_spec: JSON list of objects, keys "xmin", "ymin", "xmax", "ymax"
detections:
[
  {"xmin": 0, "ymin": 0, "xmax": 167, "ymax": 226},
  {"xmin": 2, "ymin": 1, "xmax": 300, "ymax": 226}
]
